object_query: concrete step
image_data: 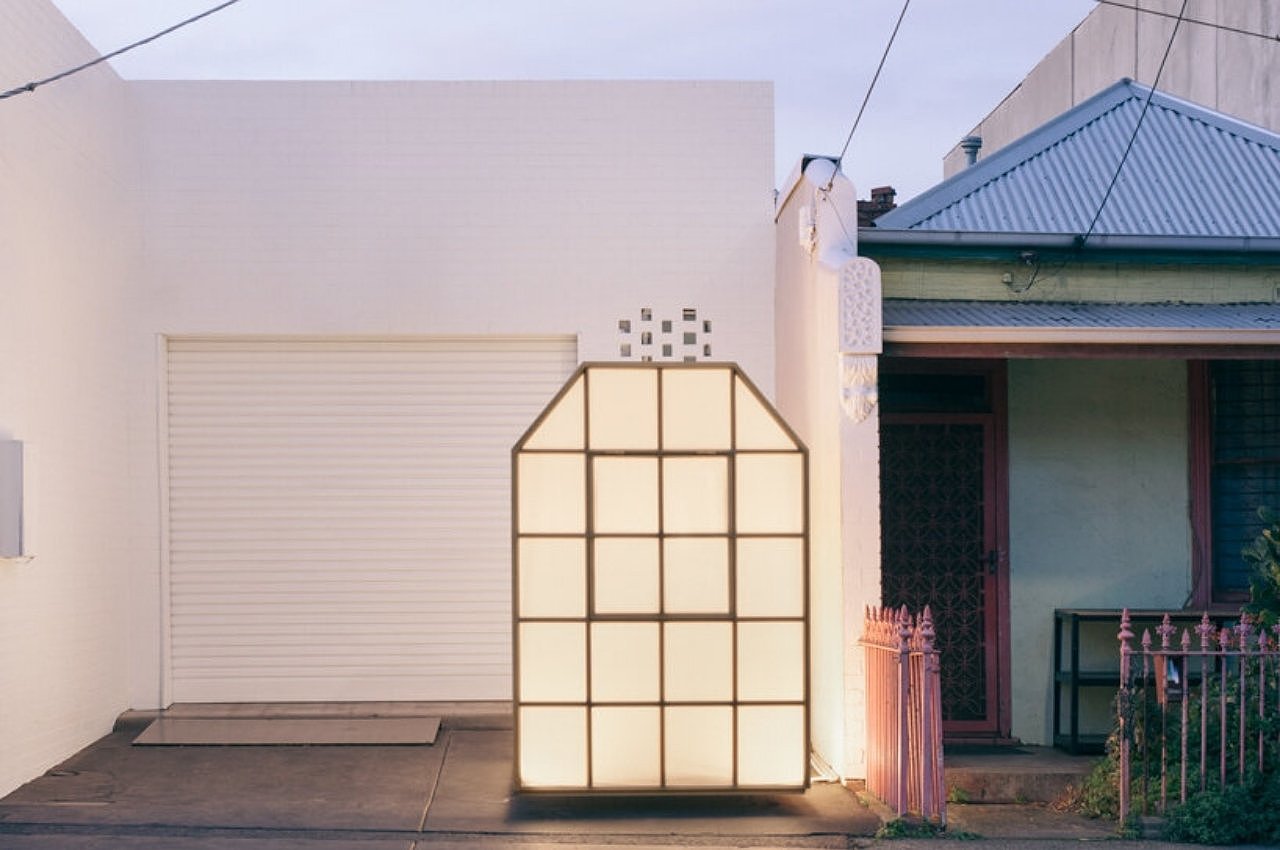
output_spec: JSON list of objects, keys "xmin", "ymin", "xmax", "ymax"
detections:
[{"xmin": 943, "ymin": 746, "xmax": 1098, "ymax": 804}]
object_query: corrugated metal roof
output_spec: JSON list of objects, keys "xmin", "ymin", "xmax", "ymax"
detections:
[
  {"xmin": 883, "ymin": 299, "xmax": 1280, "ymax": 330},
  {"xmin": 874, "ymin": 80, "xmax": 1280, "ymax": 238}
]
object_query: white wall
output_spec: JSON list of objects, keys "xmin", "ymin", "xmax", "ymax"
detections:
[
  {"xmin": 1, "ymin": 2, "xmax": 776, "ymax": 793},
  {"xmin": 943, "ymin": 0, "xmax": 1280, "ymax": 177},
  {"xmin": 0, "ymin": 0, "xmax": 141, "ymax": 797},
  {"xmin": 774, "ymin": 162, "xmax": 880, "ymax": 779},
  {"xmin": 124, "ymin": 79, "xmax": 776, "ymax": 709}
]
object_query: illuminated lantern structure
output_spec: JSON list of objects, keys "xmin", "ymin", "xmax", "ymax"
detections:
[{"xmin": 512, "ymin": 363, "xmax": 809, "ymax": 791}]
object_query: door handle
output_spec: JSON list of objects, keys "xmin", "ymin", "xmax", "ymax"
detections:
[{"xmin": 985, "ymin": 550, "xmax": 999, "ymax": 575}]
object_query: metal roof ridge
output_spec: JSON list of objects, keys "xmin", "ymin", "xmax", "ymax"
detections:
[
  {"xmin": 875, "ymin": 79, "xmax": 1280, "ymax": 235},
  {"xmin": 875, "ymin": 79, "xmax": 1144, "ymax": 230}
]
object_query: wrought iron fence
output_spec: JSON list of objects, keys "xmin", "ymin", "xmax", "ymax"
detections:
[
  {"xmin": 860, "ymin": 605, "xmax": 946, "ymax": 824},
  {"xmin": 1117, "ymin": 608, "xmax": 1280, "ymax": 824}
]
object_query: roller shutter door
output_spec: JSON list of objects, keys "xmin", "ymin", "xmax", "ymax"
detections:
[{"xmin": 165, "ymin": 337, "xmax": 577, "ymax": 702}]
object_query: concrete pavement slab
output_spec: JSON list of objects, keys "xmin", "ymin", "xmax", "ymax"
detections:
[
  {"xmin": 862, "ymin": 842, "xmax": 1279, "ymax": 850},
  {"xmin": 0, "ymin": 833, "xmax": 413, "ymax": 849},
  {"xmin": 422, "ymin": 729, "xmax": 879, "ymax": 838},
  {"xmin": 0, "ymin": 717, "xmax": 444, "ymax": 832},
  {"xmin": 944, "ymin": 802, "xmax": 1116, "ymax": 840}
]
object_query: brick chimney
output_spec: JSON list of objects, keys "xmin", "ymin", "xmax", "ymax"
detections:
[{"xmin": 857, "ymin": 185, "xmax": 897, "ymax": 227}]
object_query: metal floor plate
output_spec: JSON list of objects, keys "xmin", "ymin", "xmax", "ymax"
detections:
[{"xmin": 133, "ymin": 716, "xmax": 440, "ymax": 746}]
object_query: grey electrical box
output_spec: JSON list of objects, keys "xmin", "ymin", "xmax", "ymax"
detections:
[{"xmin": 0, "ymin": 441, "xmax": 22, "ymax": 557}]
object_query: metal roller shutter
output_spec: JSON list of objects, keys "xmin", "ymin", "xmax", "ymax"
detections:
[{"xmin": 164, "ymin": 337, "xmax": 577, "ymax": 702}]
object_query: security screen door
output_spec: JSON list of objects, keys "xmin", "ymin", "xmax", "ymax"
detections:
[
  {"xmin": 512, "ymin": 363, "xmax": 809, "ymax": 791},
  {"xmin": 879, "ymin": 361, "xmax": 1009, "ymax": 740}
]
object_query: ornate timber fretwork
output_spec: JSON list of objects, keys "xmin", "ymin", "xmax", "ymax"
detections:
[
  {"xmin": 841, "ymin": 355, "xmax": 878, "ymax": 423},
  {"xmin": 838, "ymin": 257, "xmax": 882, "ymax": 423},
  {"xmin": 839, "ymin": 257, "xmax": 882, "ymax": 353}
]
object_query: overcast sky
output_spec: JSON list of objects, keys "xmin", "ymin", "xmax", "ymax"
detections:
[{"xmin": 47, "ymin": 0, "xmax": 1097, "ymax": 202}]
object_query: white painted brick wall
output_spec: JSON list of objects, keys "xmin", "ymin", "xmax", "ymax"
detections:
[
  {"xmin": 0, "ymin": 0, "xmax": 140, "ymax": 797},
  {"xmin": 2, "ymin": 2, "xmax": 775, "ymax": 798},
  {"xmin": 122, "ymin": 79, "xmax": 776, "ymax": 709}
]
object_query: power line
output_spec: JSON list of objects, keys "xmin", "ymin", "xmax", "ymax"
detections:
[
  {"xmin": 1015, "ymin": 0, "xmax": 1190, "ymax": 292},
  {"xmin": 1093, "ymin": 0, "xmax": 1280, "ymax": 44},
  {"xmin": 0, "ymin": 0, "xmax": 244, "ymax": 101},
  {"xmin": 835, "ymin": 0, "xmax": 912, "ymax": 169},
  {"xmin": 1077, "ymin": 0, "xmax": 1189, "ymax": 248}
]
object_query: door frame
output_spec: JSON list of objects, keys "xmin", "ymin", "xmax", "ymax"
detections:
[{"xmin": 879, "ymin": 358, "xmax": 1012, "ymax": 741}]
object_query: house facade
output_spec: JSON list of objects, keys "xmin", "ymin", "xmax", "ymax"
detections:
[
  {"xmin": 777, "ymin": 80, "xmax": 1280, "ymax": 767},
  {"xmin": 0, "ymin": 0, "xmax": 777, "ymax": 796}
]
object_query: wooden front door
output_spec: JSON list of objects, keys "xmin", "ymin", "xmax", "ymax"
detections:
[{"xmin": 879, "ymin": 361, "xmax": 1009, "ymax": 740}]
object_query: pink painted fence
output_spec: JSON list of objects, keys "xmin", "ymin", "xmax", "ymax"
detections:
[
  {"xmin": 860, "ymin": 605, "xmax": 946, "ymax": 824},
  {"xmin": 1117, "ymin": 608, "xmax": 1280, "ymax": 824}
]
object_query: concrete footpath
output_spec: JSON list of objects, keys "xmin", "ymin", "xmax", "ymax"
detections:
[{"xmin": 0, "ymin": 709, "xmax": 1252, "ymax": 849}]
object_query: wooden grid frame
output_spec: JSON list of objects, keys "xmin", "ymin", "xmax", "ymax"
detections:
[{"xmin": 511, "ymin": 362, "xmax": 810, "ymax": 792}]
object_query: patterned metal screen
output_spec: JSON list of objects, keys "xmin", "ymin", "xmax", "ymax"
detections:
[{"xmin": 880, "ymin": 423, "xmax": 988, "ymax": 723}]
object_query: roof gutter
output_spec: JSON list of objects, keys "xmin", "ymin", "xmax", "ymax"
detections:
[
  {"xmin": 859, "ymin": 228, "xmax": 1280, "ymax": 262},
  {"xmin": 885, "ymin": 325, "xmax": 1280, "ymax": 346}
]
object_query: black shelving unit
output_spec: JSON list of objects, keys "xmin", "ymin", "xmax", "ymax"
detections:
[{"xmin": 1052, "ymin": 608, "xmax": 1233, "ymax": 755}]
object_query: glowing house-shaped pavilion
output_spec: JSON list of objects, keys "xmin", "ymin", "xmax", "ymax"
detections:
[{"xmin": 512, "ymin": 363, "xmax": 809, "ymax": 791}]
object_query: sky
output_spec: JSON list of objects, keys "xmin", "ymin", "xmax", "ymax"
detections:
[{"xmin": 46, "ymin": 0, "xmax": 1098, "ymax": 203}]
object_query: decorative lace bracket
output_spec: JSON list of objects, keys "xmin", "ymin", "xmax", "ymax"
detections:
[{"xmin": 838, "ymin": 258, "xmax": 882, "ymax": 423}]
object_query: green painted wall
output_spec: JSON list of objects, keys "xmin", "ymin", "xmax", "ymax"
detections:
[
  {"xmin": 1006, "ymin": 359, "xmax": 1189, "ymax": 745},
  {"xmin": 875, "ymin": 256, "xmax": 1280, "ymax": 304}
]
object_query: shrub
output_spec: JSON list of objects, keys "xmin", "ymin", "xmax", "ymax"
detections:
[
  {"xmin": 1162, "ymin": 779, "xmax": 1280, "ymax": 845},
  {"xmin": 1243, "ymin": 506, "xmax": 1280, "ymax": 629}
]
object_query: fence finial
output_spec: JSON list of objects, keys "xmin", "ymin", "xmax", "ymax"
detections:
[
  {"xmin": 897, "ymin": 605, "xmax": 912, "ymax": 650},
  {"xmin": 1235, "ymin": 616, "xmax": 1255, "ymax": 653},
  {"xmin": 1118, "ymin": 608, "xmax": 1134, "ymax": 648},
  {"xmin": 919, "ymin": 605, "xmax": 936, "ymax": 653},
  {"xmin": 1157, "ymin": 613, "xmax": 1175, "ymax": 650},
  {"xmin": 1196, "ymin": 613, "xmax": 1215, "ymax": 650}
]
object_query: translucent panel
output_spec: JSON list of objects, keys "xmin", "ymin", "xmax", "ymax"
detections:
[
  {"xmin": 663, "ymin": 538, "xmax": 729, "ymax": 614},
  {"xmin": 662, "ymin": 456, "xmax": 728, "ymax": 534},
  {"xmin": 737, "ymin": 621, "xmax": 804, "ymax": 702},
  {"xmin": 593, "ymin": 457, "xmax": 658, "ymax": 534},
  {"xmin": 518, "ymin": 538, "xmax": 586, "ymax": 618},
  {"xmin": 734, "ymin": 377, "xmax": 798, "ymax": 450},
  {"xmin": 522, "ymin": 374, "xmax": 585, "ymax": 450},
  {"xmin": 664, "ymin": 622, "xmax": 733, "ymax": 702},
  {"xmin": 519, "ymin": 707, "xmax": 587, "ymax": 788},
  {"xmin": 735, "ymin": 453, "xmax": 804, "ymax": 534},
  {"xmin": 736, "ymin": 538, "xmax": 804, "ymax": 618},
  {"xmin": 662, "ymin": 369, "xmax": 731, "ymax": 450},
  {"xmin": 593, "ymin": 538, "xmax": 659, "ymax": 615},
  {"xmin": 518, "ymin": 622, "xmax": 586, "ymax": 703},
  {"xmin": 591, "ymin": 707, "xmax": 661, "ymax": 787},
  {"xmin": 665, "ymin": 706, "xmax": 733, "ymax": 786},
  {"xmin": 737, "ymin": 705, "xmax": 806, "ymax": 787},
  {"xmin": 591, "ymin": 622, "xmax": 659, "ymax": 702},
  {"xmin": 588, "ymin": 368, "xmax": 658, "ymax": 450},
  {"xmin": 517, "ymin": 453, "xmax": 585, "ymax": 534}
]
